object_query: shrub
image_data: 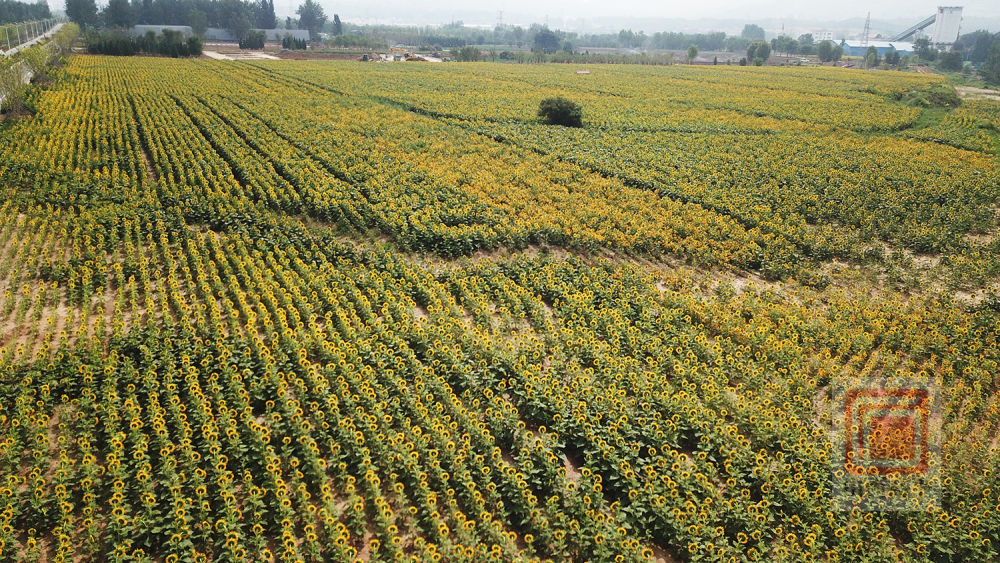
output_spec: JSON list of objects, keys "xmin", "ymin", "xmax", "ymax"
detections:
[
  {"xmin": 239, "ymin": 30, "xmax": 266, "ymax": 50},
  {"xmin": 282, "ymin": 35, "xmax": 307, "ymax": 50},
  {"xmin": 187, "ymin": 35, "xmax": 203, "ymax": 56},
  {"xmin": 537, "ymin": 96, "xmax": 582, "ymax": 127},
  {"xmin": 894, "ymin": 83, "xmax": 960, "ymax": 108},
  {"xmin": 456, "ymin": 45, "xmax": 481, "ymax": 62},
  {"xmin": 0, "ymin": 61, "xmax": 29, "ymax": 114}
]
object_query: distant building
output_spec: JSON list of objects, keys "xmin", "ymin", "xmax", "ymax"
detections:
[
  {"xmin": 816, "ymin": 31, "xmax": 834, "ymax": 42},
  {"xmin": 889, "ymin": 6, "xmax": 962, "ymax": 47},
  {"xmin": 930, "ymin": 6, "xmax": 962, "ymax": 46},
  {"xmin": 839, "ymin": 40, "xmax": 914, "ymax": 57}
]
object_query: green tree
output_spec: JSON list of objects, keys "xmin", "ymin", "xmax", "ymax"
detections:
[
  {"xmin": 686, "ymin": 44, "xmax": 698, "ymax": 63},
  {"xmin": 220, "ymin": 0, "xmax": 252, "ymax": 42},
  {"xmin": 914, "ymin": 38, "xmax": 938, "ymax": 61},
  {"xmin": 538, "ymin": 96, "xmax": 582, "ymax": 127},
  {"xmin": 937, "ymin": 50, "xmax": 963, "ymax": 71},
  {"xmin": 256, "ymin": 0, "xmax": 275, "ymax": 29},
  {"xmin": 533, "ymin": 27, "xmax": 559, "ymax": 54},
  {"xmin": 969, "ymin": 31, "xmax": 993, "ymax": 63},
  {"xmin": 187, "ymin": 7, "xmax": 207, "ymax": 36},
  {"xmin": 725, "ymin": 36, "xmax": 750, "ymax": 52},
  {"xmin": 0, "ymin": 0, "xmax": 51, "ymax": 22},
  {"xmin": 979, "ymin": 43, "xmax": 1000, "ymax": 84},
  {"xmin": 296, "ymin": 0, "xmax": 325, "ymax": 41},
  {"xmin": 617, "ymin": 28, "xmax": 644, "ymax": 48},
  {"xmin": 333, "ymin": 14, "xmax": 342, "ymax": 35},
  {"xmin": 817, "ymin": 40, "xmax": 834, "ymax": 62},
  {"xmin": 771, "ymin": 35, "xmax": 796, "ymax": 55},
  {"xmin": 797, "ymin": 33, "xmax": 814, "ymax": 54},
  {"xmin": 104, "ymin": 0, "xmax": 134, "ymax": 28},
  {"xmin": 741, "ymin": 23, "xmax": 765, "ymax": 40},
  {"xmin": 865, "ymin": 45, "xmax": 879, "ymax": 68},
  {"xmin": 832, "ymin": 44, "xmax": 842, "ymax": 62},
  {"xmin": 747, "ymin": 40, "xmax": 770, "ymax": 62},
  {"xmin": 884, "ymin": 47, "xmax": 900, "ymax": 66},
  {"xmin": 66, "ymin": 0, "xmax": 98, "ymax": 28}
]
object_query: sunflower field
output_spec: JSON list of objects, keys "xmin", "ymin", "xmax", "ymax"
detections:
[{"xmin": 0, "ymin": 56, "xmax": 998, "ymax": 562}]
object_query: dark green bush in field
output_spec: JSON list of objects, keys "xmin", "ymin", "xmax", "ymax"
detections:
[
  {"xmin": 894, "ymin": 83, "xmax": 961, "ymax": 108},
  {"xmin": 282, "ymin": 35, "xmax": 307, "ymax": 49},
  {"xmin": 239, "ymin": 30, "xmax": 266, "ymax": 49},
  {"xmin": 538, "ymin": 96, "xmax": 583, "ymax": 127}
]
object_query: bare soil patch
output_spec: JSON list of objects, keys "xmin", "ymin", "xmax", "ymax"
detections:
[
  {"xmin": 955, "ymin": 86, "xmax": 1000, "ymax": 101},
  {"xmin": 273, "ymin": 51, "xmax": 369, "ymax": 61}
]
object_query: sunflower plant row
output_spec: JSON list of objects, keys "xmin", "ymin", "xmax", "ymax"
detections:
[
  {"xmin": 256, "ymin": 61, "xmax": 927, "ymax": 132},
  {"xmin": 0, "ymin": 55, "xmax": 998, "ymax": 563},
  {"xmin": 246, "ymin": 60, "xmax": 998, "ymax": 283}
]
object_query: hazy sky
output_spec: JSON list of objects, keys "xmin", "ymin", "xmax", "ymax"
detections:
[
  {"xmin": 430, "ymin": 0, "xmax": 1000, "ymax": 22},
  {"xmin": 47, "ymin": 0, "xmax": 1000, "ymax": 33},
  {"xmin": 319, "ymin": 0, "xmax": 1000, "ymax": 32}
]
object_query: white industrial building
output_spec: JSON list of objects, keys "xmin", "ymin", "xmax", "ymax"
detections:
[
  {"xmin": 929, "ymin": 6, "xmax": 962, "ymax": 46},
  {"xmin": 890, "ymin": 6, "xmax": 962, "ymax": 48}
]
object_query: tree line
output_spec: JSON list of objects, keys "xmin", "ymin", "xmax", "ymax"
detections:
[
  {"xmin": 86, "ymin": 27, "xmax": 202, "ymax": 55},
  {"xmin": 327, "ymin": 21, "xmax": 839, "ymax": 58},
  {"xmin": 58, "ymin": 0, "xmax": 1000, "ymax": 82},
  {"xmin": 0, "ymin": 0, "xmax": 49, "ymax": 24},
  {"xmin": 67, "ymin": 0, "xmax": 275, "ymax": 37},
  {"xmin": 850, "ymin": 31, "xmax": 1000, "ymax": 84},
  {"xmin": 340, "ymin": 22, "xmax": 760, "ymax": 54},
  {"xmin": 66, "ymin": 0, "xmax": 340, "ymax": 42},
  {"xmin": 917, "ymin": 31, "xmax": 1000, "ymax": 84}
]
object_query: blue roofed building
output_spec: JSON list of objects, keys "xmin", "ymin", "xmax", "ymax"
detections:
[{"xmin": 839, "ymin": 40, "xmax": 914, "ymax": 57}]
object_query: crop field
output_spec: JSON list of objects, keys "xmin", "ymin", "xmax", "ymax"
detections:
[{"xmin": 0, "ymin": 57, "xmax": 998, "ymax": 562}]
